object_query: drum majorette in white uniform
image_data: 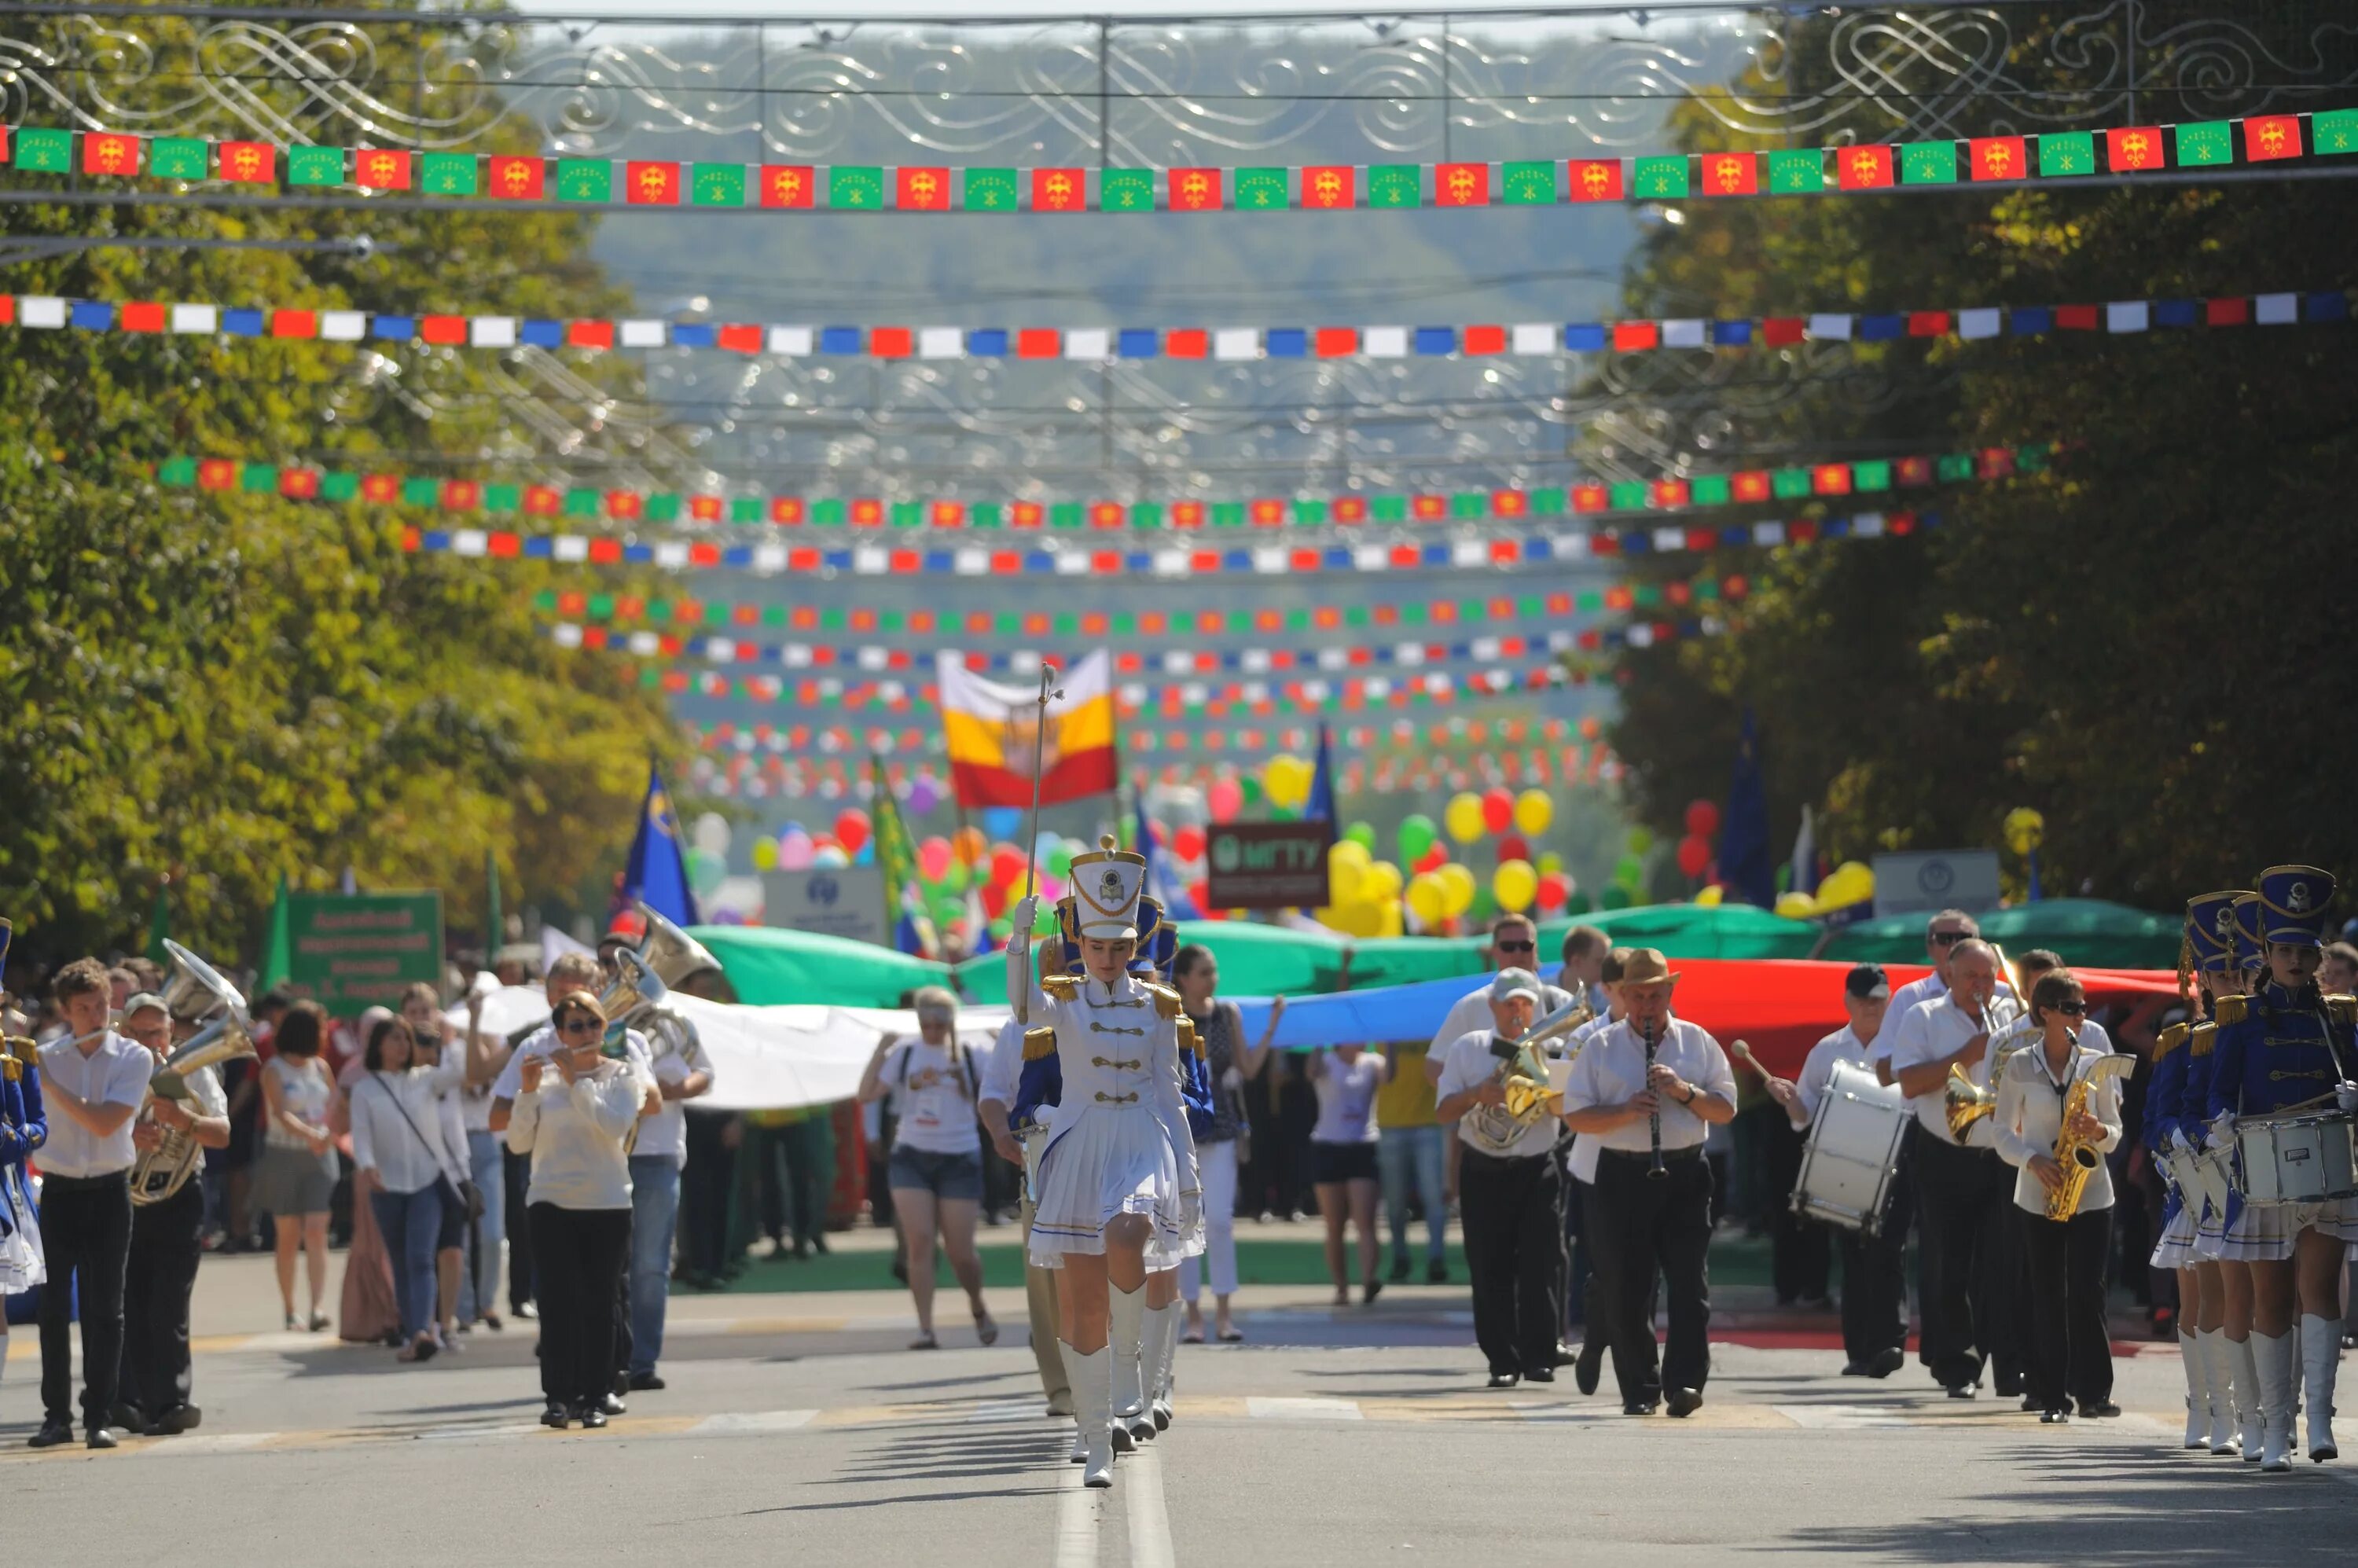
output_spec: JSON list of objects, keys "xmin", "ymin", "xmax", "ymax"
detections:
[
  {"xmin": 1005, "ymin": 839, "xmax": 1206, "ymax": 1489},
  {"xmin": 2202, "ymin": 865, "xmax": 2358, "ymax": 1471}
]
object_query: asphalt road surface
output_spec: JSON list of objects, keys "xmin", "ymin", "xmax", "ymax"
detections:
[{"xmin": 3, "ymin": 1259, "xmax": 2353, "ymax": 1565}]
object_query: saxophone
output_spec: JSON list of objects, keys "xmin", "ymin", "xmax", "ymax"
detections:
[{"xmin": 2046, "ymin": 1053, "xmax": 2136, "ymax": 1221}]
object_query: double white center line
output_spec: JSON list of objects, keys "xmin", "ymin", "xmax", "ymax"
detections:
[{"xmin": 1052, "ymin": 1441, "xmax": 1175, "ymax": 1568}]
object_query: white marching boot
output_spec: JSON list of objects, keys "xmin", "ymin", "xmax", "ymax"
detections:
[
  {"xmin": 2301, "ymin": 1314, "xmax": 2341, "ymax": 1463},
  {"xmin": 2231, "ymin": 1335, "xmax": 2266, "ymax": 1462},
  {"xmin": 1110, "ymin": 1284, "xmax": 1151, "ymax": 1452},
  {"xmin": 2198, "ymin": 1329, "xmax": 2239, "ymax": 1454},
  {"xmin": 1146, "ymin": 1301, "xmax": 1177, "ymax": 1431},
  {"xmin": 2180, "ymin": 1330, "xmax": 2209, "ymax": 1449},
  {"xmin": 1060, "ymin": 1342, "xmax": 1114, "ymax": 1488},
  {"xmin": 2253, "ymin": 1330, "xmax": 2296, "ymax": 1472}
]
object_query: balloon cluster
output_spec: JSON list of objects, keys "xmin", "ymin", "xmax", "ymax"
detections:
[
  {"xmin": 1773, "ymin": 860, "xmax": 1875, "ymax": 920},
  {"xmin": 1362, "ymin": 787, "xmax": 1578, "ymax": 935},
  {"xmin": 1203, "ymin": 751, "xmax": 1320, "ymax": 824}
]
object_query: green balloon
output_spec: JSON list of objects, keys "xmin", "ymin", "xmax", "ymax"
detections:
[
  {"xmin": 1468, "ymin": 887, "xmax": 1498, "ymax": 924},
  {"xmin": 1599, "ymin": 884, "xmax": 1634, "ymax": 911},
  {"xmin": 989, "ymin": 917, "xmax": 1013, "ymax": 939},
  {"xmin": 1239, "ymin": 775, "xmax": 1265, "ymax": 807},
  {"xmin": 1270, "ymin": 802, "xmax": 1299, "ymax": 822},
  {"xmin": 1614, "ymin": 854, "xmax": 1645, "ymax": 887},
  {"xmin": 1566, "ymin": 889, "xmax": 1595, "ymax": 915},
  {"xmin": 1345, "ymin": 821, "xmax": 1377, "ymax": 852},
  {"xmin": 1536, "ymin": 850, "xmax": 1563, "ymax": 875},
  {"xmin": 1627, "ymin": 827, "xmax": 1655, "ymax": 856},
  {"xmin": 1398, "ymin": 813, "xmax": 1438, "ymax": 864},
  {"xmin": 940, "ymin": 861, "xmax": 969, "ymax": 894},
  {"xmin": 1046, "ymin": 843, "xmax": 1076, "ymax": 878}
]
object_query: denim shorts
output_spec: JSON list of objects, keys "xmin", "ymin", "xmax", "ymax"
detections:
[
  {"xmin": 887, "ymin": 1146, "xmax": 984, "ymax": 1202},
  {"xmin": 1310, "ymin": 1140, "xmax": 1379, "ymax": 1185}
]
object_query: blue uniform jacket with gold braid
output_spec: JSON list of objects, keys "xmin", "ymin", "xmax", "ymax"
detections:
[
  {"xmin": 2143, "ymin": 1023, "xmax": 2187, "ymax": 1155},
  {"xmin": 0, "ymin": 1039, "xmax": 43, "ymax": 1167},
  {"xmin": 2176, "ymin": 1022, "xmax": 2218, "ymax": 1147},
  {"xmin": 2206, "ymin": 986, "xmax": 2358, "ymax": 1123}
]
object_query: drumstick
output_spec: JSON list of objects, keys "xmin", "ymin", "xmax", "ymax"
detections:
[{"xmin": 1728, "ymin": 1039, "xmax": 1772, "ymax": 1081}]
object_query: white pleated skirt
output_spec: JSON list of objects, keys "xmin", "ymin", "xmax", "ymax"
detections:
[
  {"xmin": 0, "ymin": 1170, "xmax": 46, "ymax": 1294},
  {"xmin": 2150, "ymin": 1198, "xmax": 2199, "ymax": 1269},
  {"xmin": 2199, "ymin": 1192, "xmax": 2358, "ymax": 1262},
  {"xmin": 1027, "ymin": 1101, "xmax": 1203, "ymax": 1271}
]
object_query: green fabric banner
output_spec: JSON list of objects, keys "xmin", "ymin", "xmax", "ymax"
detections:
[
  {"xmin": 693, "ymin": 924, "xmax": 948, "ymax": 1008},
  {"xmin": 1822, "ymin": 898, "xmax": 2181, "ymax": 971}
]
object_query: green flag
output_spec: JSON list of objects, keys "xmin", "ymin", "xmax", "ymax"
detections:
[
  {"xmin": 867, "ymin": 755, "xmax": 930, "ymax": 956},
  {"xmin": 1098, "ymin": 168, "xmax": 1155, "ymax": 211},
  {"xmin": 1367, "ymin": 165, "xmax": 1422, "ymax": 207},
  {"xmin": 147, "ymin": 883, "xmax": 171, "ymax": 965},
  {"xmin": 2037, "ymin": 131, "xmax": 2095, "ymax": 177},
  {"xmin": 259, "ymin": 873, "xmax": 292, "ymax": 993}
]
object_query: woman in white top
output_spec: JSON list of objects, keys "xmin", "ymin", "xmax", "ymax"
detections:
[
  {"xmin": 505, "ymin": 990, "xmax": 649, "ymax": 1430},
  {"xmin": 350, "ymin": 1016, "xmax": 468, "ymax": 1364},
  {"xmin": 403, "ymin": 982, "xmax": 474, "ymax": 1350},
  {"xmin": 252, "ymin": 1001, "xmax": 340, "ymax": 1331},
  {"xmin": 1005, "ymin": 845, "xmax": 1202, "ymax": 1490},
  {"xmin": 1993, "ymin": 970, "xmax": 2124, "ymax": 1423},
  {"xmin": 858, "ymin": 986, "xmax": 997, "ymax": 1352},
  {"xmin": 1308, "ymin": 1044, "xmax": 1387, "ymax": 1306}
]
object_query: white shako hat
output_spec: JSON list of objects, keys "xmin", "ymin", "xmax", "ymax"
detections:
[{"xmin": 1068, "ymin": 834, "xmax": 1148, "ymax": 940}]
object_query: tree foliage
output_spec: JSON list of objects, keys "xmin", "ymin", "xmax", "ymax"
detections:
[
  {"xmin": 1609, "ymin": 11, "xmax": 2358, "ymax": 904},
  {"xmin": 0, "ymin": 19, "xmax": 679, "ymax": 964}
]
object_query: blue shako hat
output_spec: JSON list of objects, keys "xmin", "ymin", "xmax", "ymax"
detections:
[{"xmin": 2257, "ymin": 865, "xmax": 2337, "ymax": 949}]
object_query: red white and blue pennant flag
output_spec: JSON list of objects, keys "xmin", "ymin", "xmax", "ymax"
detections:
[
  {"xmin": 551, "ymin": 625, "xmax": 1588, "ymax": 670},
  {"xmin": 17, "ymin": 288, "xmax": 2346, "ymax": 360}
]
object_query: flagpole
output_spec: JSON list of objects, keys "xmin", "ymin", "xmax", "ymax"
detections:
[{"xmin": 1016, "ymin": 662, "xmax": 1062, "ymax": 1026}]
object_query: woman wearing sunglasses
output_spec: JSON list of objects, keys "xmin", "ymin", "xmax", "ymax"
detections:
[
  {"xmin": 1993, "ymin": 970, "xmax": 2123, "ymax": 1423},
  {"xmin": 506, "ymin": 990, "xmax": 653, "ymax": 1430}
]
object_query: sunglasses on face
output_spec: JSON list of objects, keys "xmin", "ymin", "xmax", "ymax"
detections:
[
  {"xmin": 557, "ymin": 1015, "xmax": 602, "ymax": 1037},
  {"xmin": 1495, "ymin": 940, "xmax": 1536, "ymax": 953},
  {"xmin": 2051, "ymin": 1001, "xmax": 2088, "ymax": 1016},
  {"xmin": 1930, "ymin": 930, "xmax": 1971, "ymax": 946}
]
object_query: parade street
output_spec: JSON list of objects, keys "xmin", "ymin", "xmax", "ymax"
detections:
[{"xmin": 4, "ymin": 1253, "xmax": 2350, "ymax": 1565}]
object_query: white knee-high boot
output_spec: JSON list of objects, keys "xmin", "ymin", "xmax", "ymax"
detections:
[
  {"xmin": 2197, "ymin": 1329, "xmax": 2238, "ymax": 1453},
  {"xmin": 1110, "ymin": 1283, "xmax": 1148, "ymax": 1450},
  {"xmin": 2253, "ymin": 1330, "xmax": 2296, "ymax": 1472},
  {"xmin": 2180, "ymin": 1330, "xmax": 2208, "ymax": 1449},
  {"xmin": 2301, "ymin": 1313, "xmax": 2341, "ymax": 1462},
  {"xmin": 1060, "ymin": 1342, "xmax": 1113, "ymax": 1487},
  {"xmin": 1146, "ymin": 1301, "xmax": 1177, "ymax": 1430},
  {"xmin": 2231, "ymin": 1335, "xmax": 2265, "ymax": 1461}
]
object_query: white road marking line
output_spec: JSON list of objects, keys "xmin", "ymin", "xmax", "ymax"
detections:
[
  {"xmin": 1246, "ymin": 1397, "xmax": 1363, "ymax": 1421},
  {"xmin": 968, "ymin": 1399, "xmax": 1043, "ymax": 1423},
  {"xmin": 413, "ymin": 1422, "xmax": 550, "ymax": 1442},
  {"xmin": 143, "ymin": 1432, "xmax": 281, "ymax": 1456},
  {"xmin": 1124, "ymin": 1441, "xmax": 1176, "ymax": 1568},
  {"xmin": 689, "ymin": 1409, "xmax": 819, "ymax": 1436},
  {"xmin": 1054, "ymin": 1445, "xmax": 1100, "ymax": 1568},
  {"xmin": 1772, "ymin": 1405, "xmax": 1919, "ymax": 1430},
  {"xmin": 1509, "ymin": 1401, "xmax": 1614, "ymax": 1423}
]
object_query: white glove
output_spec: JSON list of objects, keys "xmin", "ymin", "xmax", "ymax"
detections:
[
  {"xmin": 2338, "ymin": 1081, "xmax": 2358, "ymax": 1116},
  {"xmin": 1032, "ymin": 1103, "xmax": 1057, "ymax": 1139},
  {"xmin": 2205, "ymin": 1109, "xmax": 2236, "ymax": 1151},
  {"xmin": 1009, "ymin": 895, "xmax": 1040, "ymax": 936}
]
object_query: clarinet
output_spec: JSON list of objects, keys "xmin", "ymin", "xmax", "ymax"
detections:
[{"xmin": 1643, "ymin": 1017, "xmax": 1668, "ymax": 1181}]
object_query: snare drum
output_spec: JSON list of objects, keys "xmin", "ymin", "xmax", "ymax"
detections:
[
  {"xmin": 2234, "ymin": 1110, "xmax": 2358, "ymax": 1206},
  {"xmin": 1791, "ymin": 1060, "xmax": 1912, "ymax": 1236}
]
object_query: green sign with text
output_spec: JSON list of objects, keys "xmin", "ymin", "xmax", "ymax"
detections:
[{"xmin": 285, "ymin": 891, "xmax": 444, "ymax": 1012}]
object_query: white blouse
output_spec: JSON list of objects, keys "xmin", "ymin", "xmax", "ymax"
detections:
[
  {"xmin": 350, "ymin": 1069, "xmax": 467, "ymax": 1195},
  {"xmin": 505, "ymin": 1060, "xmax": 650, "ymax": 1210},
  {"xmin": 1993, "ymin": 1037, "xmax": 2125, "ymax": 1217}
]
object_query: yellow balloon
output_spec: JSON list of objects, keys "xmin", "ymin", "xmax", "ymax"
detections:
[
  {"xmin": 1774, "ymin": 890, "xmax": 1818, "ymax": 920},
  {"xmin": 1693, "ymin": 883, "xmax": 1724, "ymax": 907},
  {"xmin": 1438, "ymin": 861, "xmax": 1477, "ymax": 919},
  {"xmin": 1815, "ymin": 861, "xmax": 1875, "ymax": 910},
  {"xmin": 1318, "ymin": 902, "xmax": 1384, "ymax": 938},
  {"xmin": 1360, "ymin": 861, "xmax": 1402, "ymax": 903},
  {"xmin": 1328, "ymin": 862, "xmax": 1366, "ymax": 907},
  {"xmin": 1265, "ymin": 754, "xmax": 1311, "ymax": 810},
  {"xmin": 1493, "ymin": 858, "xmax": 1538, "ymax": 913},
  {"xmin": 1376, "ymin": 899, "xmax": 1405, "ymax": 938},
  {"xmin": 751, "ymin": 836, "xmax": 779, "ymax": 872},
  {"xmin": 1444, "ymin": 791, "xmax": 1486, "ymax": 844},
  {"xmin": 1329, "ymin": 839, "xmax": 1372, "ymax": 875},
  {"xmin": 1512, "ymin": 788, "xmax": 1554, "ymax": 838},
  {"xmin": 1406, "ymin": 873, "xmax": 1449, "ymax": 926}
]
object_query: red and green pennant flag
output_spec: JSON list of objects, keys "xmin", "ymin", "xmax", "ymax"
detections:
[
  {"xmin": 1501, "ymin": 160, "xmax": 1555, "ymax": 204},
  {"xmin": 1234, "ymin": 167, "xmax": 1289, "ymax": 208},
  {"xmin": 2245, "ymin": 115, "xmax": 2302, "ymax": 162},
  {"xmin": 692, "ymin": 163, "xmax": 746, "ymax": 205},
  {"xmin": 964, "ymin": 167, "xmax": 1019, "ymax": 209},
  {"xmin": 288, "ymin": 145, "xmax": 345, "ymax": 186},
  {"xmin": 1100, "ymin": 167, "xmax": 1155, "ymax": 211},
  {"xmin": 1434, "ymin": 162, "xmax": 1489, "ymax": 205},
  {"xmin": 557, "ymin": 158, "xmax": 611, "ymax": 201},
  {"xmin": 219, "ymin": 141, "xmax": 275, "ymax": 182},
  {"xmin": 1900, "ymin": 141, "xmax": 1956, "ymax": 184},
  {"xmin": 2175, "ymin": 122, "xmax": 2233, "ymax": 167},
  {"xmin": 2313, "ymin": 108, "xmax": 2358, "ymax": 156},
  {"xmin": 354, "ymin": 148, "xmax": 411, "ymax": 189},
  {"xmin": 1633, "ymin": 156, "xmax": 1688, "ymax": 198},
  {"xmin": 1368, "ymin": 165, "xmax": 1421, "ymax": 207},
  {"xmin": 2037, "ymin": 130, "xmax": 2096, "ymax": 176},
  {"xmin": 2105, "ymin": 126, "xmax": 2165, "ymax": 172},
  {"xmin": 1969, "ymin": 136, "xmax": 2026, "ymax": 181},
  {"xmin": 1170, "ymin": 167, "xmax": 1222, "ymax": 211},
  {"xmin": 1836, "ymin": 145, "xmax": 1893, "ymax": 189},
  {"xmin": 83, "ymin": 132, "xmax": 141, "ymax": 177},
  {"xmin": 828, "ymin": 166, "xmax": 883, "ymax": 208},
  {"xmin": 149, "ymin": 137, "xmax": 209, "ymax": 181},
  {"xmin": 1568, "ymin": 159, "xmax": 1624, "ymax": 201},
  {"xmin": 13, "ymin": 127, "xmax": 72, "ymax": 172},
  {"xmin": 761, "ymin": 164, "xmax": 814, "ymax": 207},
  {"xmin": 421, "ymin": 152, "xmax": 477, "ymax": 195},
  {"xmin": 1302, "ymin": 165, "xmax": 1354, "ymax": 207},
  {"xmin": 487, "ymin": 154, "xmax": 544, "ymax": 199},
  {"xmin": 626, "ymin": 160, "xmax": 681, "ymax": 204},
  {"xmin": 896, "ymin": 166, "xmax": 950, "ymax": 209},
  {"xmin": 1765, "ymin": 150, "xmax": 1821, "ymax": 193},
  {"xmin": 1698, "ymin": 152, "xmax": 1756, "ymax": 196}
]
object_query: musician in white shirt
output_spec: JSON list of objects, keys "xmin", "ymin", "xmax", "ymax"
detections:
[
  {"xmin": 117, "ymin": 993, "xmax": 230, "ymax": 1436},
  {"xmin": 1561, "ymin": 949, "xmax": 1735, "ymax": 1417},
  {"xmin": 1880, "ymin": 939, "xmax": 2025, "ymax": 1399},
  {"xmin": 1992, "ymin": 970, "xmax": 2123, "ymax": 1423},
  {"xmin": 1763, "ymin": 964, "xmax": 1908, "ymax": 1377},
  {"xmin": 1873, "ymin": 910, "xmax": 2018, "ymax": 1085}
]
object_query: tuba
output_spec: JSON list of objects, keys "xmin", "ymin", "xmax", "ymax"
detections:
[
  {"xmin": 1494, "ymin": 994, "xmax": 1595, "ymax": 1127},
  {"xmin": 597, "ymin": 946, "xmax": 669, "ymax": 1037},
  {"xmin": 635, "ymin": 902, "xmax": 721, "ymax": 990},
  {"xmin": 131, "ymin": 942, "xmax": 259, "ymax": 1206},
  {"xmin": 2047, "ymin": 1053, "xmax": 2135, "ymax": 1221}
]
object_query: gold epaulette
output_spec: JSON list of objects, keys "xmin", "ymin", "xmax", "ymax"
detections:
[
  {"xmin": 2155, "ymin": 1022, "xmax": 2188, "ymax": 1059},
  {"xmin": 1, "ymin": 1053, "xmax": 17, "ymax": 1082},
  {"xmin": 1178, "ymin": 1017, "xmax": 1206, "ymax": 1059},
  {"xmin": 1142, "ymin": 981, "xmax": 1182, "ymax": 1019},
  {"xmin": 1040, "ymin": 974, "xmax": 1080, "ymax": 1002},
  {"xmin": 1023, "ymin": 1025, "xmax": 1058, "ymax": 1063},
  {"xmin": 2189, "ymin": 1021, "xmax": 2217, "ymax": 1057},
  {"xmin": 2327, "ymin": 995, "xmax": 2356, "ymax": 1028},
  {"xmin": 2213, "ymin": 995, "xmax": 2248, "ymax": 1026}
]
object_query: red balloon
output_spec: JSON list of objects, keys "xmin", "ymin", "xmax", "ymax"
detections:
[
  {"xmin": 1414, "ymin": 844, "xmax": 1448, "ymax": 875},
  {"xmin": 980, "ymin": 879, "xmax": 1009, "ymax": 918},
  {"xmin": 1497, "ymin": 834, "xmax": 1530, "ymax": 865},
  {"xmin": 1171, "ymin": 824, "xmax": 1207, "ymax": 862},
  {"xmin": 1481, "ymin": 788, "xmax": 1514, "ymax": 835},
  {"xmin": 835, "ymin": 808, "xmax": 872, "ymax": 856},
  {"xmin": 1188, "ymin": 879, "xmax": 1212, "ymax": 913},
  {"xmin": 990, "ymin": 844, "xmax": 1027, "ymax": 885},
  {"xmin": 1677, "ymin": 833, "xmax": 1713, "ymax": 879},
  {"xmin": 1536, "ymin": 872, "xmax": 1570, "ymax": 911},
  {"xmin": 1684, "ymin": 799, "xmax": 1721, "ymax": 839}
]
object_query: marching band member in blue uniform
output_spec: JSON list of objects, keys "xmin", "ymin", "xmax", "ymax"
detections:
[
  {"xmin": 1006, "ymin": 838, "xmax": 1203, "ymax": 1489},
  {"xmin": 2204, "ymin": 865, "xmax": 2358, "ymax": 1471},
  {"xmin": 2150, "ymin": 894, "xmax": 2242, "ymax": 1452},
  {"xmin": 2, "ymin": 921, "xmax": 52, "ymax": 1388},
  {"xmin": 2193, "ymin": 891, "xmax": 2269, "ymax": 1460}
]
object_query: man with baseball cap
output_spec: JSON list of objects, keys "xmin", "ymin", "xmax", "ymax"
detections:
[
  {"xmin": 1562, "ymin": 949, "xmax": 1736, "ymax": 1416},
  {"xmin": 1764, "ymin": 964, "xmax": 1908, "ymax": 1378},
  {"xmin": 1433, "ymin": 969, "xmax": 1569, "ymax": 1389}
]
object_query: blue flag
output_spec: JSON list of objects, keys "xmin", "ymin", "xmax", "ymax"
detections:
[
  {"xmin": 620, "ymin": 762, "xmax": 700, "ymax": 927},
  {"xmin": 1719, "ymin": 708, "xmax": 1776, "ymax": 909},
  {"xmin": 1138, "ymin": 795, "xmax": 1201, "ymax": 921},
  {"xmin": 1306, "ymin": 722, "xmax": 1336, "ymax": 824}
]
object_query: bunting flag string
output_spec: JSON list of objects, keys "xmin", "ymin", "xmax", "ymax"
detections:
[
  {"xmin": 531, "ymin": 573, "xmax": 1746, "ymax": 637},
  {"xmin": 692, "ymin": 712, "xmax": 1596, "ymax": 755},
  {"xmin": 7, "ymin": 109, "xmax": 2353, "ymax": 212},
  {"xmin": 391, "ymin": 508, "xmax": 1943, "ymax": 578},
  {"xmin": 17, "ymin": 288, "xmax": 2344, "ymax": 361},
  {"xmin": 167, "ymin": 440, "xmax": 2019, "ymax": 532}
]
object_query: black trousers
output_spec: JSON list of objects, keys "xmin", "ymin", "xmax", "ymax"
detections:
[
  {"xmin": 2019, "ymin": 1204, "xmax": 2114, "ymax": 1410},
  {"xmin": 1837, "ymin": 1159, "xmax": 1913, "ymax": 1367},
  {"xmin": 1767, "ymin": 1112, "xmax": 1831, "ymax": 1303},
  {"xmin": 38, "ymin": 1172, "xmax": 133, "ymax": 1429},
  {"xmin": 1587, "ymin": 1148, "xmax": 1715, "ymax": 1402},
  {"xmin": 1458, "ymin": 1148, "xmax": 1564, "ymax": 1378},
  {"xmin": 119, "ymin": 1181, "xmax": 205, "ymax": 1419},
  {"xmin": 504, "ymin": 1147, "xmax": 536, "ymax": 1312},
  {"xmin": 681, "ymin": 1107, "xmax": 736, "ymax": 1277},
  {"xmin": 527, "ymin": 1204, "xmax": 631, "ymax": 1407},
  {"xmin": 1912, "ymin": 1134, "xmax": 2022, "ymax": 1390}
]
